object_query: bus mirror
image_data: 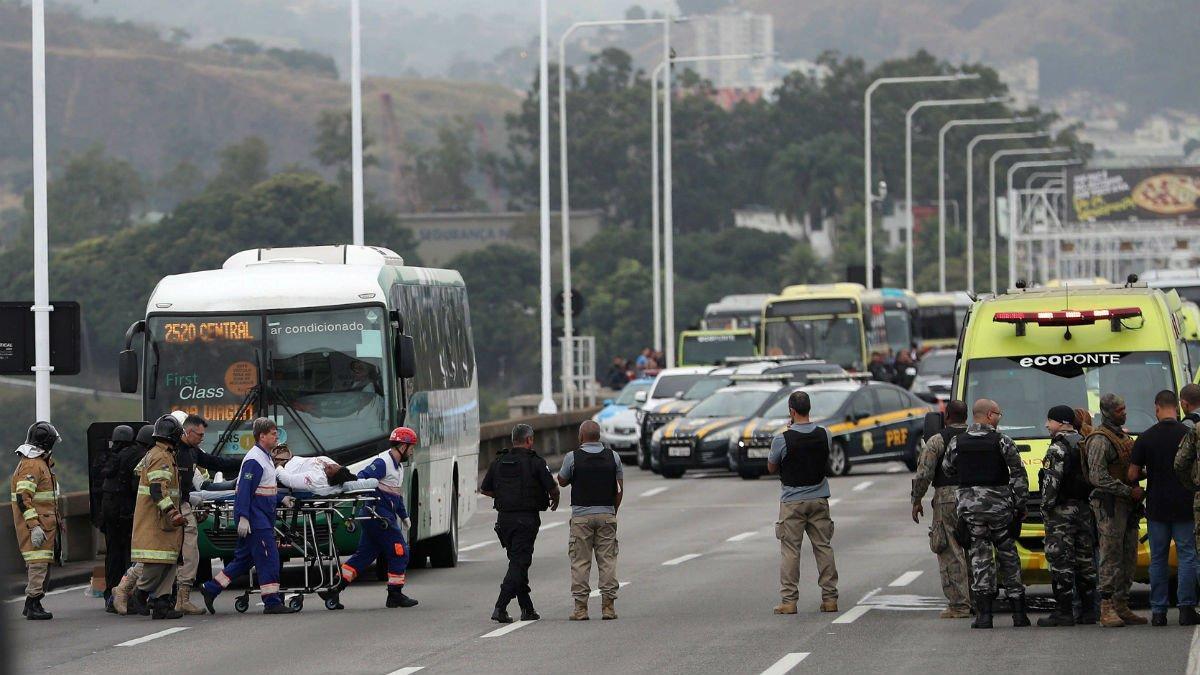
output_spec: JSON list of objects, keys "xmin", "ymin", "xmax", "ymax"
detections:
[
  {"xmin": 396, "ymin": 334, "xmax": 416, "ymax": 380},
  {"xmin": 118, "ymin": 350, "xmax": 139, "ymax": 393},
  {"xmin": 923, "ymin": 411, "xmax": 944, "ymax": 441}
]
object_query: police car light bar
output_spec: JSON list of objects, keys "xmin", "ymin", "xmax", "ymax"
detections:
[
  {"xmin": 992, "ymin": 307, "xmax": 1141, "ymax": 336},
  {"xmin": 723, "ymin": 355, "xmax": 814, "ymax": 364},
  {"xmin": 805, "ymin": 372, "xmax": 873, "ymax": 383},
  {"xmin": 729, "ymin": 373, "xmax": 794, "ymax": 383}
]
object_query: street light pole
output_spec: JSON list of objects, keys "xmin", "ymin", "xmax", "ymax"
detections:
[
  {"xmin": 1007, "ymin": 159, "xmax": 1082, "ymax": 287},
  {"xmin": 30, "ymin": 0, "xmax": 52, "ymax": 421},
  {"xmin": 937, "ymin": 117, "xmax": 1032, "ymax": 291},
  {"xmin": 988, "ymin": 146, "xmax": 1069, "ymax": 293},
  {"xmin": 537, "ymin": 0, "xmax": 556, "ymax": 415},
  {"xmin": 903, "ymin": 96, "xmax": 1000, "ymax": 290},
  {"xmin": 350, "ymin": 0, "xmax": 364, "ymax": 246},
  {"xmin": 963, "ymin": 131, "xmax": 1048, "ymax": 294},
  {"xmin": 559, "ymin": 18, "xmax": 671, "ymax": 409},
  {"xmin": 863, "ymin": 73, "xmax": 978, "ymax": 290}
]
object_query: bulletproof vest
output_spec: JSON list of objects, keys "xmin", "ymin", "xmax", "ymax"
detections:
[
  {"xmin": 491, "ymin": 449, "xmax": 549, "ymax": 513},
  {"xmin": 954, "ymin": 430, "xmax": 1009, "ymax": 487},
  {"xmin": 932, "ymin": 425, "xmax": 966, "ymax": 488},
  {"xmin": 1056, "ymin": 431, "xmax": 1092, "ymax": 501},
  {"xmin": 569, "ymin": 447, "xmax": 618, "ymax": 507},
  {"xmin": 100, "ymin": 443, "xmax": 128, "ymax": 493},
  {"xmin": 1088, "ymin": 425, "xmax": 1136, "ymax": 487},
  {"xmin": 1184, "ymin": 412, "xmax": 1200, "ymax": 430},
  {"xmin": 779, "ymin": 428, "xmax": 828, "ymax": 488}
]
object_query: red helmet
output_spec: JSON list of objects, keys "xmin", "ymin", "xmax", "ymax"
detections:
[{"xmin": 389, "ymin": 427, "xmax": 419, "ymax": 445}]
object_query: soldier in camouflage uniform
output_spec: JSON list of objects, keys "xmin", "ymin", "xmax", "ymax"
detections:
[
  {"xmin": 1174, "ymin": 384, "xmax": 1200, "ymax": 560},
  {"xmin": 1086, "ymin": 393, "xmax": 1147, "ymax": 627},
  {"xmin": 942, "ymin": 399, "xmax": 1029, "ymax": 629},
  {"xmin": 1036, "ymin": 405, "xmax": 1098, "ymax": 627},
  {"xmin": 911, "ymin": 400, "xmax": 971, "ymax": 619}
]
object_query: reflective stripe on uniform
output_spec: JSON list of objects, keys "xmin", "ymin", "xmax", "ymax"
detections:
[
  {"xmin": 22, "ymin": 508, "xmax": 37, "ymax": 521},
  {"xmin": 147, "ymin": 469, "xmax": 173, "ymax": 481},
  {"xmin": 254, "ymin": 486, "xmax": 277, "ymax": 496},
  {"xmin": 131, "ymin": 548, "xmax": 178, "ymax": 561},
  {"xmin": 22, "ymin": 550, "xmax": 53, "ymax": 562},
  {"xmin": 14, "ymin": 480, "xmax": 37, "ymax": 493},
  {"xmin": 387, "ymin": 573, "xmax": 406, "ymax": 586},
  {"xmin": 137, "ymin": 485, "xmax": 181, "ymax": 499},
  {"xmin": 340, "ymin": 564, "xmax": 358, "ymax": 583},
  {"xmin": 157, "ymin": 497, "xmax": 174, "ymax": 510},
  {"xmin": 32, "ymin": 491, "xmax": 55, "ymax": 503},
  {"xmin": 260, "ymin": 583, "xmax": 280, "ymax": 595}
]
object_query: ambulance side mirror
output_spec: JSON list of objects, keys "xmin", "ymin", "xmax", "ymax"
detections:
[{"xmin": 923, "ymin": 411, "xmax": 945, "ymax": 442}]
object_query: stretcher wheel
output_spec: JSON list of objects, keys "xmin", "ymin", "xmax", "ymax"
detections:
[
  {"xmin": 234, "ymin": 596, "xmax": 249, "ymax": 613},
  {"xmin": 324, "ymin": 595, "xmax": 342, "ymax": 611},
  {"xmin": 345, "ymin": 520, "xmax": 356, "ymax": 533},
  {"xmin": 379, "ymin": 519, "xmax": 390, "ymax": 530},
  {"xmin": 288, "ymin": 595, "xmax": 304, "ymax": 611}
]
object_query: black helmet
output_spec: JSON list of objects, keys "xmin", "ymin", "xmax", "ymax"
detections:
[
  {"xmin": 111, "ymin": 425, "xmax": 135, "ymax": 446},
  {"xmin": 135, "ymin": 424, "xmax": 155, "ymax": 448},
  {"xmin": 26, "ymin": 421, "xmax": 60, "ymax": 452},
  {"xmin": 152, "ymin": 414, "xmax": 183, "ymax": 443}
]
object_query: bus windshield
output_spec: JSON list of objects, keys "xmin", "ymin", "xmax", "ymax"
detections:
[
  {"xmin": 763, "ymin": 317, "xmax": 863, "ymax": 370},
  {"xmin": 963, "ymin": 351, "xmax": 1174, "ymax": 439},
  {"xmin": 871, "ymin": 308, "xmax": 913, "ymax": 353},
  {"xmin": 681, "ymin": 333, "xmax": 756, "ymax": 365},
  {"xmin": 145, "ymin": 306, "xmax": 391, "ymax": 457},
  {"xmin": 919, "ymin": 306, "xmax": 965, "ymax": 342}
]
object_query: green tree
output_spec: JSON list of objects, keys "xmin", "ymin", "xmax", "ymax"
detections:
[
  {"xmin": 312, "ymin": 109, "xmax": 377, "ymax": 190},
  {"xmin": 414, "ymin": 119, "xmax": 484, "ymax": 212},
  {"xmin": 206, "ymin": 136, "xmax": 270, "ymax": 195},
  {"xmin": 31, "ymin": 144, "xmax": 144, "ymax": 243}
]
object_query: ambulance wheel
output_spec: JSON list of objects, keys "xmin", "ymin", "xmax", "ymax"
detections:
[
  {"xmin": 234, "ymin": 596, "xmax": 249, "ymax": 613},
  {"xmin": 288, "ymin": 595, "xmax": 304, "ymax": 611}
]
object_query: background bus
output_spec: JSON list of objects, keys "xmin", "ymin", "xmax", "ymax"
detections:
[
  {"xmin": 1141, "ymin": 268, "xmax": 1200, "ymax": 306},
  {"xmin": 760, "ymin": 284, "xmax": 916, "ymax": 371},
  {"xmin": 701, "ymin": 294, "xmax": 770, "ymax": 330},
  {"xmin": 677, "ymin": 329, "xmax": 757, "ymax": 366},
  {"xmin": 117, "ymin": 245, "xmax": 477, "ymax": 568},
  {"xmin": 915, "ymin": 291, "xmax": 973, "ymax": 351}
]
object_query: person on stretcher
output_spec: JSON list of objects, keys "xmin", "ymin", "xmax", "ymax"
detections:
[{"xmin": 269, "ymin": 444, "xmax": 376, "ymax": 494}]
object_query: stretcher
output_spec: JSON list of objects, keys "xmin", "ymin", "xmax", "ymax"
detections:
[{"xmin": 194, "ymin": 481, "xmax": 390, "ymax": 612}]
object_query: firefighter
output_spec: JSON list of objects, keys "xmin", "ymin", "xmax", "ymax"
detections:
[
  {"xmin": 130, "ymin": 415, "xmax": 187, "ymax": 620},
  {"xmin": 11, "ymin": 422, "xmax": 61, "ymax": 620}
]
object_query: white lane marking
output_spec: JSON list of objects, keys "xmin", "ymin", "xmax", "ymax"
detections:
[
  {"xmin": 6, "ymin": 583, "xmax": 90, "ymax": 603},
  {"xmin": 852, "ymin": 480, "xmax": 873, "ymax": 492},
  {"xmin": 889, "ymin": 570, "xmax": 923, "ymax": 587},
  {"xmin": 886, "ymin": 465, "xmax": 903, "ymax": 473},
  {"xmin": 589, "ymin": 581, "xmax": 631, "ymax": 598},
  {"xmin": 459, "ymin": 541, "xmax": 494, "ymax": 552},
  {"xmin": 727, "ymin": 531, "xmax": 758, "ymax": 542},
  {"xmin": 662, "ymin": 553, "xmax": 702, "ymax": 566},
  {"xmin": 539, "ymin": 521, "xmax": 565, "ymax": 532},
  {"xmin": 759, "ymin": 652, "xmax": 811, "ymax": 675},
  {"xmin": 1189, "ymin": 626, "xmax": 1200, "ymax": 675},
  {"xmin": 640, "ymin": 486, "xmax": 670, "ymax": 497},
  {"xmin": 828, "ymin": 498, "xmax": 841, "ymax": 506},
  {"xmin": 831, "ymin": 604, "xmax": 872, "ymax": 624},
  {"xmin": 481, "ymin": 619, "xmax": 535, "ymax": 638},
  {"xmin": 386, "ymin": 668, "xmax": 425, "ymax": 675},
  {"xmin": 116, "ymin": 626, "xmax": 190, "ymax": 647}
]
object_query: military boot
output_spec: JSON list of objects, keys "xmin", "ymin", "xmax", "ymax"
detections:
[
  {"xmin": 128, "ymin": 589, "xmax": 151, "ymax": 617},
  {"xmin": 175, "ymin": 585, "xmax": 206, "ymax": 616},
  {"xmin": 1011, "ymin": 593, "xmax": 1031, "ymax": 627},
  {"xmin": 1179, "ymin": 605, "xmax": 1199, "ymax": 626},
  {"xmin": 517, "ymin": 594, "xmax": 539, "ymax": 621},
  {"xmin": 112, "ymin": 573, "xmax": 136, "ymax": 615},
  {"xmin": 1037, "ymin": 580, "xmax": 1075, "ymax": 627},
  {"xmin": 150, "ymin": 596, "xmax": 183, "ymax": 620},
  {"xmin": 601, "ymin": 597, "xmax": 618, "ymax": 620},
  {"xmin": 971, "ymin": 592, "xmax": 993, "ymax": 629},
  {"xmin": 1099, "ymin": 599, "xmax": 1125, "ymax": 627},
  {"xmin": 386, "ymin": 585, "xmax": 418, "ymax": 608},
  {"xmin": 569, "ymin": 598, "xmax": 589, "ymax": 621},
  {"xmin": 491, "ymin": 606, "xmax": 515, "ymax": 623},
  {"xmin": 23, "ymin": 595, "xmax": 52, "ymax": 620},
  {"xmin": 1075, "ymin": 579, "xmax": 1098, "ymax": 625},
  {"xmin": 1115, "ymin": 599, "xmax": 1147, "ymax": 625}
]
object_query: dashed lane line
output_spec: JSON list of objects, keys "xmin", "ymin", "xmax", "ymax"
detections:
[
  {"xmin": 116, "ymin": 627, "xmax": 190, "ymax": 647},
  {"xmin": 589, "ymin": 581, "xmax": 631, "ymax": 598},
  {"xmin": 831, "ymin": 605, "xmax": 872, "ymax": 624},
  {"xmin": 458, "ymin": 540, "xmax": 495, "ymax": 552},
  {"xmin": 662, "ymin": 553, "xmax": 702, "ymax": 566},
  {"xmin": 1189, "ymin": 626, "xmax": 1200, "ymax": 675},
  {"xmin": 481, "ymin": 619, "xmax": 535, "ymax": 638},
  {"xmin": 889, "ymin": 571, "xmax": 923, "ymax": 587},
  {"xmin": 640, "ymin": 486, "xmax": 670, "ymax": 498},
  {"xmin": 886, "ymin": 465, "xmax": 904, "ymax": 473},
  {"xmin": 759, "ymin": 652, "xmax": 810, "ymax": 675},
  {"xmin": 386, "ymin": 668, "xmax": 425, "ymax": 675},
  {"xmin": 726, "ymin": 531, "xmax": 758, "ymax": 542},
  {"xmin": 852, "ymin": 481, "xmax": 874, "ymax": 492},
  {"xmin": 6, "ymin": 583, "xmax": 90, "ymax": 604}
]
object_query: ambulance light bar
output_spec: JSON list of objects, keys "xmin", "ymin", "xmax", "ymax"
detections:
[{"xmin": 992, "ymin": 307, "xmax": 1141, "ymax": 336}]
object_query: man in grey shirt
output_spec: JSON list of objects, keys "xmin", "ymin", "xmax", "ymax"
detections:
[
  {"xmin": 558, "ymin": 420, "xmax": 623, "ymax": 620},
  {"xmin": 767, "ymin": 390, "xmax": 838, "ymax": 614}
]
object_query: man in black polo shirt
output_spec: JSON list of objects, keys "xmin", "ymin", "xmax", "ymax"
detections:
[
  {"xmin": 1129, "ymin": 389, "xmax": 1199, "ymax": 626},
  {"xmin": 481, "ymin": 423, "xmax": 560, "ymax": 624}
]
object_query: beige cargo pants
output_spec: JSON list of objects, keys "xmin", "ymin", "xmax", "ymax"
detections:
[
  {"xmin": 569, "ymin": 514, "xmax": 619, "ymax": 601},
  {"xmin": 777, "ymin": 498, "xmax": 838, "ymax": 604}
]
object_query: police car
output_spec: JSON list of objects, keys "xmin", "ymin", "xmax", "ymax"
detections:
[
  {"xmin": 730, "ymin": 379, "xmax": 931, "ymax": 478},
  {"xmin": 595, "ymin": 379, "xmax": 653, "ymax": 464},
  {"xmin": 635, "ymin": 366, "xmax": 728, "ymax": 470}
]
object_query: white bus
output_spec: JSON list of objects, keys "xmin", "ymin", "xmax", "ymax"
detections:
[{"xmin": 117, "ymin": 245, "xmax": 477, "ymax": 567}]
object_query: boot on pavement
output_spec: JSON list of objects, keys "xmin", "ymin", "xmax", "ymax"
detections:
[
  {"xmin": 517, "ymin": 594, "xmax": 539, "ymax": 621},
  {"xmin": 1115, "ymin": 599, "xmax": 1147, "ymax": 625},
  {"xmin": 1075, "ymin": 579, "xmax": 1098, "ymax": 625},
  {"xmin": 150, "ymin": 596, "xmax": 183, "ymax": 620},
  {"xmin": 772, "ymin": 602, "xmax": 797, "ymax": 615},
  {"xmin": 1179, "ymin": 605, "xmax": 1199, "ymax": 626},
  {"xmin": 112, "ymin": 573, "xmax": 137, "ymax": 615},
  {"xmin": 1010, "ymin": 593, "xmax": 1031, "ymax": 627},
  {"xmin": 820, "ymin": 598, "xmax": 839, "ymax": 613},
  {"xmin": 491, "ymin": 606, "xmax": 514, "ymax": 623},
  {"xmin": 1036, "ymin": 584, "xmax": 1075, "ymax": 627},
  {"xmin": 263, "ymin": 601, "xmax": 300, "ymax": 615},
  {"xmin": 1099, "ymin": 599, "xmax": 1125, "ymax": 627},
  {"xmin": 971, "ymin": 592, "xmax": 993, "ymax": 629},
  {"xmin": 940, "ymin": 606, "xmax": 972, "ymax": 619},
  {"xmin": 601, "ymin": 597, "xmax": 617, "ymax": 620},
  {"xmin": 175, "ymin": 585, "xmax": 206, "ymax": 616},
  {"xmin": 128, "ymin": 589, "xmax": 151, "ymax": 617},
  {"xmin": 23, "ymin": 595, "xmax": 52, "ymax": 620},
  {"xmin": 386, "ymin": 585, "xmax": 418, "ymax": 608},
  {"xmin": 569, "ymin": 598, "xmax": 589, "ymax": 621}
]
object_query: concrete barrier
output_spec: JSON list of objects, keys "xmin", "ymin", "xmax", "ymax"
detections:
[{"xmin": 2, "ymin": 407, "xmax": 602, "ymax": 574}]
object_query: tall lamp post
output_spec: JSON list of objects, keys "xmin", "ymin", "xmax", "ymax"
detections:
[
  {"xmin": 988, "ymin": 146, "xmax": 1069, "ymax": 293},
  {"xmin": 536, "ymin": 0, "xmax": 556, "ymax": 415},
  {"xmin": 902, "ymin": 96, "xmax": 1002, "ymax": 290},
  {"xmin": 862, "ymin": 73, "xmax": 979, "ymax": 289},
  {"xmin": 30, "ymin": 0, "xmax": 52, "ymax": 421},
  {"xmin": 1007, "ymin": 158, "xmax": 1081, "ymax": 287},
  {"xmin": 350, "ymin": 0, "xmax": 364, "ymax": 246},
  {"xmin": 963, "ymin": 131, "xmax": 1048, "ymax": 294}
]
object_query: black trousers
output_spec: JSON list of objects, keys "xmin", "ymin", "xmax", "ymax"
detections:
[
  {"xmin": 103, "ymin": 517, "xmax": 132, "ymax": 597},
  {"xmin": 495, "ymin": 511, "xmax": 540, "ymax": 610}
]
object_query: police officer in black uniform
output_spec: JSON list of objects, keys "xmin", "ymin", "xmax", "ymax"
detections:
[
  {"xmin": 100, "ymin": 425, "xmax": 135, "ymax": 610},
  {"xmin": 480, "ymin": 423, "xmax": 560, "ymax": 624}
]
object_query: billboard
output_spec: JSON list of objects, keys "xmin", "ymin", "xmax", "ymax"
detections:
[{"xmin": 1067, "ymin": 166, "xmax": 1200, "ymax": 223}]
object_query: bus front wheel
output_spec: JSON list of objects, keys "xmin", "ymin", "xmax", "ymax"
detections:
[{"xmin": 428, "ymin": 483, "xmax": 459, "ymax": 568}]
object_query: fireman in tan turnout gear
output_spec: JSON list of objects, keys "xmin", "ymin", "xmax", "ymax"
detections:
[
  {"xmin": 130, "ymin": 414, "xmax": 188, "ymax": 620},
  {"xmin": 11, "ymin": 421, "xmax": 61, "ymax": 620}
]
